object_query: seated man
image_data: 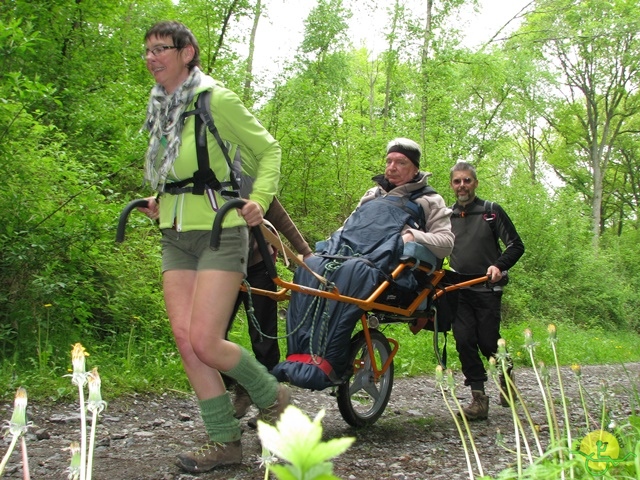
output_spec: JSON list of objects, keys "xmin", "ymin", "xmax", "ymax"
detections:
[{"xmin": 272, "ymin": 138, "xmax": 454, "ymax": 390}]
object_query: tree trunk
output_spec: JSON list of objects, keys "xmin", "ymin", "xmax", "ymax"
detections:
[
  {"xmin": 210, "ymin": 0, "xmax": 241, "ymax": 70},
  {"xmin": 419, "ymin": 0, "xmax": 433, "ymax": 145},
  {"xmin": 382, "ymin": 0, "xmax": 402, "ymax": 129},
  {"xmin": 243, "ymin": 0, "xmax": 262, "ymax": 106}
]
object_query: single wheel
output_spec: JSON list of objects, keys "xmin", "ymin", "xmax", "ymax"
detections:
[{"xmin": 336, "ymin": 329, "xmax": 394, "ymax": 427}]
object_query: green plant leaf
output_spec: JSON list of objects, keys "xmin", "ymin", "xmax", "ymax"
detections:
[
  {"xmin": 628, "ymin": 415, "xmax": 640, "ymax": 430},
  {"xmin": 302, "ymin": 438, "xmax": 355, "ymax": 465},
  {"xmin": 258, "ymin": 406, "xmax": 327, "ymax": 464},
  {"xmin": 304, "ymin": 461, "xmax": 338, "ymax": 479},
  {"xmin": 269, "ymin": 464, "xmax": 300, "ymax": 480},
  {"xmin": 258, "ymin": 405, "xmax": 355, "ymax": 477}
]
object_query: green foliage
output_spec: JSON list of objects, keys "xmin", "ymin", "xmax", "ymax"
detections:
[
  {"xmin": 1, "ymin": 0, "xmax": 639, "ymax": 407},
  {"xmin": 384, "ymin": 319, "xmax": 640, "ymax": 380},
  {"xmin": 258, "ymin": 406, "xmax": 354, "ymax": 480},
  {"xmin": 515, "ymin": 0, "xmax": 640, "ymax": 237},
  {"xmin": 501, "ymin": 322, "xmax": 640, "ymax": 367},
  {"xmin": 438, "ymin": 324, "xmax": 640, "ymax": 479}
]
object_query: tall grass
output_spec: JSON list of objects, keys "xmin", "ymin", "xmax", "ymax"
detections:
[
  {"xmin": 2, "ymin": 313, "xmax": 640, "ymax": 403},
  {"xmin": 385, "ymin": 319, "xmax": 640, "ymax": 378},
  {"xmin": 1, "ymin": 344, "xmax": 107, "ymax": 480},
  {"xmin": 437, "ymin": 324, "xmax": 640, "ymax": 479}
]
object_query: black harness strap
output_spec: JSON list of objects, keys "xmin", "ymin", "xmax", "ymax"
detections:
[
  {"xmin": 374, "ymin": 185, "xmax": 436, "ymax": 231},
  {"xmin": 451, "ymin": 200, "xmax": 500, "ymax": 252},
  {"xmin": 192, "ymin": 107, "xmax": 221, "ymax": 195},
  {"xmin": 164, "ymin": 91, "xmax": 239, "ymax": 197},
  {"xmin": 195, "ymin": 91, "xmax": 240, "ymax": 192}
]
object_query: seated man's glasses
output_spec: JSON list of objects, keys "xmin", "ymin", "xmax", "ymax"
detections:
[{"xmin": 452, "ymin": 177, "xmax": 474, "ymax": 185}]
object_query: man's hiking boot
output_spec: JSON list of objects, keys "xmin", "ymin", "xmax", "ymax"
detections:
[
  {"xmin": 176, "ymin": 440, "xmax": 242, "ymax": 473},
  {"xmin": 247, "ymin": 415, "xmax": 259, "ymax": 430},
  {"xmin": 232, "ymin": 384, "xmax": 252, "ymax": 419},
  {"xmin": 459, "ymin": 390, "xmax": 489, "ymax": 421},
  {"xmin": 248, "ymin": 384, "xmax": 291, "ymax": 429},
  {"xmin": 499, "ymin": 369, "xmax": 515, "ymax": 407}
]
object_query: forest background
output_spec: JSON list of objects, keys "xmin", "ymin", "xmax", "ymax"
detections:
[{"xmin": 1, "ymin": 0, "xmax": 639, "ymax": 400}]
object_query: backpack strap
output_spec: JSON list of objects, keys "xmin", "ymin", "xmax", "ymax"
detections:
[
  {"xmin": 377, "ymin": 185, "xmax": 436, "ymax": 231},
  {"xmin": 192, "ymin": 103, "xmax": 221, "ymax": 195},
  {"xmin": 193, "ymin": 90, "xmax": 241, "ymax": 192},
  {"xmin": 164, "ymin": 91, "xmax": 240, "ymax": 197},
  {"xmin": 408, "ymin": 185, "xmax": 437, "ymax": 230},
  {"xmin": 482, "ymin": 200, "xmax": 501, "ymax": 252},
  {"xmin": 451, "ymin": 199, "xmax": 501, "ymax": 251}
]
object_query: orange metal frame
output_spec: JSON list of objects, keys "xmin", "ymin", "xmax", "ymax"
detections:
[
  {"xmin": 243, "ymin": 258, "xmax": 489, "ymax": 384},
  {"xmin": 116, "ymin": 198, "xmax": 489, "ymax": 385}
]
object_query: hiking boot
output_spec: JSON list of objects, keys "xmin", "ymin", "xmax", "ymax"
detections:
[
  {"xmin": 499, "ymin": 369, "xmax": 515, "ymax": 407},
  {"xmin": 247, "ymin": 415, "xmax": 258, "ymax": 430},
  {"xmin": 176, "ymin": 440, "xmax": 242, "ymax": 473},
  {"xmin": 232, "ymin": 384, "xmax": 252, "ymax": 419},
  {"xmin": 459, "ymin": 390, "xmax": 489, "ymax": 421},
  {"xmin": 255, "ymin": 384, "xmax": 291, "ymax": 427}
]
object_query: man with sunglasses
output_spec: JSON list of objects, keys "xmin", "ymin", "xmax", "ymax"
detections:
[{"xmin": 448, "ymin": 162, "xmax": 524, "ymax": 421}]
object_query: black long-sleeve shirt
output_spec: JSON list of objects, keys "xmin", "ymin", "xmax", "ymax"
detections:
[{"xmin": 450, "ymin": 196, "xmax": 524, "ymax": 276}]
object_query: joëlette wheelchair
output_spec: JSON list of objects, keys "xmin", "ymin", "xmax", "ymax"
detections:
[{"xmin": 116, "ymin": 198, "xmax": 490, "ymax": 427}]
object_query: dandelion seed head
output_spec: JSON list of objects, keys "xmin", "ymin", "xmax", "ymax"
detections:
[
  {"xmin": 87, "ymin": 367, "xmax": 107, "ymax": 414},
  {"xmin": 487, "ymin": 357, "xmax": 498, "ymax": 377},
  {"xmin": 69, "ymin": 343, "xmax": 89, "ymax": 386},
  {"xmin": 539, "ymin": 361, "xmax": 549, "ymax": 381},
  {"xmin": 256, "ymin": 450, "xmax": 278, "ymax": 469},
  {"xmin": 67, "ymin": 441, "xmax": 81, "ymax": 480},
  {"xmin": 523, "ymin": 328, "xmax": 537, "ymax": 350},
  {"xmin": 547, "ymin": 324, "xmax": 557, "ymax": 342},
  {"xmin": 8, "ymin": 387, "xmax": 30, "ymax": 437},
  {"xmin": 71, "ymin": 343, "xmax": 89, "ymax": 361},
  {"xmin": 571, "ymin": 364, "xmax": 582, "ymax": 377},
  {"xmin": 495, "ymin": 338, "xmax": 510, "ymax": 363},
  {"xmin": 446, "ymin": 369, "xmax": 456, "ymax": 391}
]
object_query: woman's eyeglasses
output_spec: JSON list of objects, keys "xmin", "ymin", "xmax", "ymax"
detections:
[
  {"xmin": 452, "ymin": 177, "xmax": 474, "ymax": 185},
  {"xmin": 141, "ymin": 45, "xmax": 177, "ymax": 59}
]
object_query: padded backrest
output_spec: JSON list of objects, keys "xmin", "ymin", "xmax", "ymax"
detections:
[
  {"xmin": 400, "ymin": 242, "xmax": 438, "ymax": 275},
  {"xmin": 316, "ymin": 240, "xmax": 438, "ymax": 275}
]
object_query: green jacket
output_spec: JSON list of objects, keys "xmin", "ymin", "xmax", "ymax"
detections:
[{"xmin": 158, "ymin": 76, "xmax": 281, "ymax": 231}]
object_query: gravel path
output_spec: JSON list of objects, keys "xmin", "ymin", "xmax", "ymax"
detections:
[{"xmin": 2, "ymin": 363, "xmax": 639, "ymax": 479}]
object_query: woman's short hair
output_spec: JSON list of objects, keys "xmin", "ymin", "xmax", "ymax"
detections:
[{"xmin": 144, "ymin": 21, "xmax": 200, "ymax": 70}]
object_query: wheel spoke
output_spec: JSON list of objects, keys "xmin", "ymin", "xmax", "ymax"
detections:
[
  {"xmin": 362, "ymin": 380, "xmax": 380, "ymax": 400},
  {"xmin": 349, "ymin": 349, "xmax": 372, "ymax": 393},
  {"xmin": 349, "ymin": 369, "xmax": 369, "ymax": 395},
  {"xmin": 337, "ymin": 330, "xmax": 394, "ymax": 427}
]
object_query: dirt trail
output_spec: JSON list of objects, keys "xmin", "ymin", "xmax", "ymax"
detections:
[{"xmin": 1, "ymin": 363, "xmax": 639, "ymax": 479}]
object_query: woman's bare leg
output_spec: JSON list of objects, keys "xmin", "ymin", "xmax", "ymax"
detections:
[{"xmin": 163, "ymin": 269, "xmax": 242, "ymax": 399}]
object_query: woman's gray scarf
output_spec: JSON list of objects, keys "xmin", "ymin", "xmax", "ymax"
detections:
[{"xmin": 142, "ymin": 67, "xmax": 203, "ymax": 191}]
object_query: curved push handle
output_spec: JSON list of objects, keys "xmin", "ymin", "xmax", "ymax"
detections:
[
  {"xmin": 210, "ymin": 199, "xmax": 278, "ymax": 280},
  {"xmin": 115, "ymin": 198, "xmax": 149, "ymax": 243}
]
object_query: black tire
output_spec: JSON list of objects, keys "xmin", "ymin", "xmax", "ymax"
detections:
[{"xmin": 336, "ymin": 329, "xmax": 394, "ymax": 427}]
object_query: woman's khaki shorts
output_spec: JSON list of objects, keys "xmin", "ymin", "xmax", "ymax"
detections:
[{"xmin": 160, "ymin": 227, "xmax": 248, "ymax": 274}]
